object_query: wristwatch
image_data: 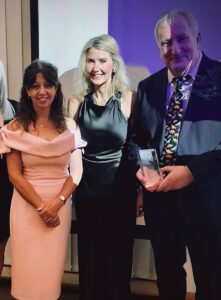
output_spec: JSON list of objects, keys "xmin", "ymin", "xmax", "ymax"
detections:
[{"xmin": 58, "ymin": 195, "xmax": 66, "ymax": 204}]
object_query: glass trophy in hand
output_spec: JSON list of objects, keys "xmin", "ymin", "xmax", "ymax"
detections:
[{"xmin": 138, "ymin": 149, "xmax": 162, "ymax": 187}]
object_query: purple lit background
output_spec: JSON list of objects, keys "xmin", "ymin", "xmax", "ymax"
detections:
[{"xmin": 108, "ymin": 0, "xmax": 221, "ymax": 74}]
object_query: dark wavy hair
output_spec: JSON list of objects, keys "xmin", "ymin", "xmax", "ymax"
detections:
[{"xmin": 17, "ymin": 59, "xmax": 66, "ymax": 132}]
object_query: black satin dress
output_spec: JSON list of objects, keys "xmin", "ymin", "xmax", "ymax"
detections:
[
  {"xmin": 75, "ymin": 93, "xmax": 137, "ymax": 300},
  {"xmin": 0, "ymin": 100, "xmax": 17, "ymax": 243}
]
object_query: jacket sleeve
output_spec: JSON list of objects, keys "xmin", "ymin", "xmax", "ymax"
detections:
[
  {"xmin": 128, "ymin": 81, "xmax": 149, "ymax": 173},
  {"xmin": 187, "ymin": 148, "xmax": 221, "ymax": 187}
]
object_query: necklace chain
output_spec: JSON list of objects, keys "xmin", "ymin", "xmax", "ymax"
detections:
[{"xmin": 36, "ymin": 120, "xmax": 49, "ymax": 128}]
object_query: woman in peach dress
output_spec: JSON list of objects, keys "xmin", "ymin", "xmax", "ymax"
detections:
[{"xmin": 0, "ymin": 60, "xmax": 85, "ymax": 300}]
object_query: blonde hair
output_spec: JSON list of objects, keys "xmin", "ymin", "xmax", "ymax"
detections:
[
  {"xmin": 0, "ymin": 60, "xmax": 15, "ymax": 120},
  {"xmin": 77, "ymin": 34, "xmax": 129, "ymax": 99}
]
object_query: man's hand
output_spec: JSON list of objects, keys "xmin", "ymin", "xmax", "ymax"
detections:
[
  {"xmin": 136, "ymin": 168, "xmax": 162, "ymax": 192},
  {"xmin": 157, "ymin": 166, "xmax": 194, "ymax": 192}
]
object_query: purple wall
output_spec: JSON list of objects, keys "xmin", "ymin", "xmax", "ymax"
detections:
[{"xmin": 108, "ymin": 0, "xmax": 221, "ymax": 74}]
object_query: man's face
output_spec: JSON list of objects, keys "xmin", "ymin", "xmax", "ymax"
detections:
[{"xmin": 157, "ymin": 15, "xmax": 200, "ymax": 76}]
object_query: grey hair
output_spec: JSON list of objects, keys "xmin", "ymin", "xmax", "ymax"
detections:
[
  {"xmin": 154, "ymin": 9, "xmax": 199, "ymax": 47},
  {"xmin": 0, "ymin": 60, "xmax": 15, "ymax": 120},
  {"xmin": 77, "ymin": 34, "xmax": 129, "ymax": 99}
]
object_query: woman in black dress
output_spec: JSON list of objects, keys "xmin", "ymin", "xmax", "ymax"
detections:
[
  {"xmin": 68, "ymin": 34, "xmax": 137, "ymax": 300},
  {"xmin": 0, "ymin": 60, "xmax": 17, "ymax": 275}
]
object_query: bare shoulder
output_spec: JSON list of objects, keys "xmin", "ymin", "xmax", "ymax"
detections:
[
  {"xmin": 121, "ymin": 90, "xmax": 136, "ymax": 119},
  {"xmin": 123, "ymin": 90, "xmax": 136, "ymax": 104},
  {"xmin": 67, "ymin": 95, "xmax": 81, "ymax": 119},
  {"xmin": 65, "ymin": 117, "xmax": 77, "ymax": 130}
]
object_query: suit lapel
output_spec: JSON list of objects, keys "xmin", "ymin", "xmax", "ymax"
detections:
[
  {"xmin": 181, "ymin": 54, "xmax": 211, "ymax": 137},
  {"xmin": 150, "ymin": 68, "xmax": 168, "ymax": 147}
]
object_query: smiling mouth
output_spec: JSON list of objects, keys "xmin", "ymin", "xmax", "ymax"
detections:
[
  {"xmin": 91, "ymin": 74, "xmax": 103, "ymax": 78},
  {"xmin": 37, "ymin": 98, "xmax": 48, "ymax": 102}
]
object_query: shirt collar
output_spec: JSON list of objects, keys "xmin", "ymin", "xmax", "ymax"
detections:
[{"xmin": 168, "ymin": 51, "xmax": 202, "ymax": 84}]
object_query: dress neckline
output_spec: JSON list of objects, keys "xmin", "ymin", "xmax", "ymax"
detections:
[
  {"xmin": 24, "ymin": 129, "xmax": 68, "ymax": 143},
  {"xmin": 2, "ymin": 126, "xmax": 69, "ymax": 143},
  {"xmin": 88, "ymin": 92, "xmax": 121, "ymax": 107}
]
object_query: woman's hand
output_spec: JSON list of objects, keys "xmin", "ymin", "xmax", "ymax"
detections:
[
  {"xmin": 37, "ymin": 198, "xmax": 63, "ymax": 227},
  {"xmin": 136, "ymin": 187, "xmax": 144, "ymax": 217},
  {"xmin": 47, "ymin": 215, "xmax": 60, "ymax": 228}
]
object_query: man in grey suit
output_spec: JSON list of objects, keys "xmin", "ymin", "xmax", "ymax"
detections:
[{"xmin": 129, "ymin": 9, "xmax": 221, "ymax": 300}]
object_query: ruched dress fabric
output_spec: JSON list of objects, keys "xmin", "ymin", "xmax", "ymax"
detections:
[
  {"xmin": 0, "ymin": 126, "xmax": 85, "ymax": 300},
  {"xmin": 76, "ymin": 93, "xmax": 137, "ymax": 300},
  {"xmin": 77, "ymin": 92, "xmax": 129, "ymax": 196}
]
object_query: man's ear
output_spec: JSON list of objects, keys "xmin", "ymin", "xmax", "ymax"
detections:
[{"xmin": 196, "ymin": 32, "xmax": 201, "ymax": 48}]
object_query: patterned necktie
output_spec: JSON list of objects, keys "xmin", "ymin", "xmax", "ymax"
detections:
[{"xmin": 160, "ymin": 75, "xmax": 191, "ymax": 166}]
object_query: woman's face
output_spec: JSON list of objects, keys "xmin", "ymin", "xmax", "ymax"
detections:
[
  {"xmin": 27, "ymin": 73, "xmax": 57, "ymax": 111},
  {"xmin": 85, "ymin": 47, "xmax": 114, "ymax": 89}
]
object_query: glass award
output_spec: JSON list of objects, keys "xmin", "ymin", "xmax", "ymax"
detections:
[{"xmin": 138, "ymin": 149, "xmax": 161, "ymax": 187}]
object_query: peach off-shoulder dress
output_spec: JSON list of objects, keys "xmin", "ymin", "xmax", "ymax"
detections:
[{"xmin": 0, "ymin": 126, "xmax": 85, "ymax": 300}]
